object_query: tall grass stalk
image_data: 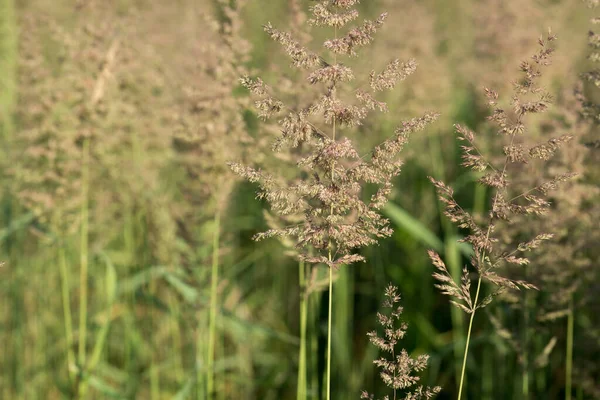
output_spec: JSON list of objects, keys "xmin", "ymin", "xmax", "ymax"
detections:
[
  {"xmin": 457, "ymin": 276, "xmax": 482, "ymax": 400},
  {"xmin": 59, "ymin": 245, "xmax": 75, "ymax": 383},
  {"xmin": 196, "ymin": 300, "xmax": 206, "ymax": 399},
  {"xmin": 309, "ymin": 288, "xmax": 321, "ymax": 397},
  {"xmin": 297, "ymin": 260, "xmax": 307, "ymax": 400},
  {"xmin": 77, "ymin": 137, "xmax": 90, "ymax": 399},
  {"xmin": 207, "ymin": 210, "xmax": 221, "ymax": 399},
  {"xmin": 326, "ymin": 36, "xmax": 337, "ymax": 396},
  {"xmin": 522, "ymin": 284, "xmax": 531, "ymax": 398},
  {"xmin": 326, "ymin": 263, "xmax": 333, "ymax": 400},
  {"xmin": 565, "ymin": 296, "xmax": 574, "ymax": 400}
]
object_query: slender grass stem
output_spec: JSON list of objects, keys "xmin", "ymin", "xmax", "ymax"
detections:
[
  {"xmin": 297, "ymin": 260, "xmax": 307, "ymax": 400},
  {"xmin": 59, "ymin": 246, "xmax": 75, "ymax": 383},
  {"xmin": 457, "ymin": 276, "xmax": 482, "ymax": 400},
  {"xmin": 309, "ymin": 286, "xmax": 320, "ymax": 397},
  {"xmin": 207, "ymin": 211, "xmax": 221, "ymax": 399},
  {"xmin": 77, "ymin": 137, "xmax": 90, "ymax": 399},
  {"xmin": 325, "ymin": 26, "xmax": 337, "ymax": 400},
  {"xmin": 196, "ymin": 305, "xmax": 206, "ymax": 399},
  {"xmin": 522, "ymin": 288, "xmax": 531, "ymax": 398},
  {"xmin": 566, "ymin": 296, "xmax": 574, "ymax": 400},
  {"xmin": 326, "ymin": 257, "xmax": 333, "ymax": 400}
]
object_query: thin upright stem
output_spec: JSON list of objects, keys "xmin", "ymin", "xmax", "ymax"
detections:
[
  {"xmin": 326, "ymin": 256, "xmax": 333, "ymax": 400},
  {"xmin": 522, "ymin": 281, "xmax": 531, "ymax": 398},
  {"xmin": 77, "ymin": 137, "xmax": 90, "ymax": 399},
  {"xmin": 392, "ymin": 348, "xmax": 397, "ymax": 400},
  {"xmin": 566, "ymin": 296, "xmax": 574, "ymax": 400},
  {"xmin": 297, "ymin": 261, "xmax": 307, "ymax": 400},
  {"xmin": 457, "ymin": 276, "xmax": 482, "ymax": 400},
  {"xmin": 207, "ymin": 211, "xmax": 221, "ymax": 399},
  {"xmin": 325, "ymin": 25, "xmax": 337, "ymax": 400},
  {"xmin": 59, "ymin": 246, "xmax": 75, "ymax": 383}
]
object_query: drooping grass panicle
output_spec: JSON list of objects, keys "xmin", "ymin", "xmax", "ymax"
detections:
[
  {"xmin": 428, "ymin": 31, "xmax": 577, "ymax": 399},
  {"xmin": 429, "ymin": 31, "xmax": 576, "ymax": 306}
]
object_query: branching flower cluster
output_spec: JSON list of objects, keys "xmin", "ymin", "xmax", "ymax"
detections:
[
  {"xmin": 361, "ymin": 285, "xmax": 441, "ymax": 400},
  {"xmin": 428, "ymin": 31, "xmax": 576, "ymax": 313},
  {"xmin": 230, "ymin": 0, "xmax": 438, "ymax": 269}
]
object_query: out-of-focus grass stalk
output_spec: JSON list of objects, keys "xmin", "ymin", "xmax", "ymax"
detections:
[
  {"xmin": 169, "ymin": 294, "xmax": 184, "ymax": 384},
  {"xmin": 0, "ymin": 0, "xmax": 17, "ymax": 140},
  {"xmin": 196, "ymin": 314, "xmax": 206, "ymax": 399},
  {"xmin": 334, "ymin": 267, "xmax": 353, "ymax": 398},
  {"xmin": 86, "ymin": 254, "xmax": 116, "ymax": 377},
  {"xmin": 325, "ymin": 260, "xmax": 333, "ymax": 400},
  {"xmin": 151, "ymin": 361, "xmax": 160, "ymax": 400},
  {"xmin": 217, "ymin": 334, "xmax": 226, "ymax": 400},
  {"xmin": 565, "ymin": 296, "xmax": 574, "ymax": 400},
  {"xmin": 207, "ymin": 211, "xmax": 221, "ymax": 399},
  {"xmin": 151, "ymin": 272, "xmax": 160, "ymax": 400},
  {"xmin": 77, "ymin": 137, "xmax": 90, "ymax": 399},
  {"xmin": 522, "ymin": 290, "xmax": 531, "ymax": 398},
  {"xmin": 309, "ymin": 285, "xmax": 321, "ymax": 398},
  {"xmin": 535, "ymin": 334, "xmax": 547, "ymax": 393},
  {"xmin": 297, "ymin": 260, "xmax": 307, "ymax": 400},
  {"xmin": 59, "ymin": 245, "xmax": 76, "ymax": 383}
]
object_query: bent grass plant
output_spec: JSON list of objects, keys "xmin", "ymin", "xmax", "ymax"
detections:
[
  {"xmin": 428, "ymin": 31, "xmax": 576, "ymax": 399},
  {"xmin": 230, "ymin": 1, "xmax": 438, "ymax": 398}
]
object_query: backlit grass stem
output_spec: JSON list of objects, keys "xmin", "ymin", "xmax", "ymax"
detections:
[{"xmin": 207, "ymin": 210, "xmax": 221, "ymax": 399}]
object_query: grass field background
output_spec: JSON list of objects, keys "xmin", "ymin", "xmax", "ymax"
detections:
[{"xmin": 0, "ymin": 0, "xmax": 598, "ymax": 399}]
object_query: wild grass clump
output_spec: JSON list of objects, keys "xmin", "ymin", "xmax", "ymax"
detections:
[
  {"xmin": 428, "ymin": 30, "xmax": 577, "ymax": 399},
  {"xmin": 1, "ymin": 1, "xmax": 599, "ymax": 399},
  {"xmin": 10, "ymin": 4, "xmax": 179, "ymax": 397}
]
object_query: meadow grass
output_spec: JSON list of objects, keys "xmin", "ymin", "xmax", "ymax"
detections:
[{"xmin": 0, "ymin": 1, "xmax": 597, "ymax": 400}]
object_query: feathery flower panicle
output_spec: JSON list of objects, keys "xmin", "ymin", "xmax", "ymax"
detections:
[
  {"xmin": 232, "ymin": 0, "xmax": 438, "ymax": 269},
  {"xmin": 361, "ymin": 285, "xmax": 441, "ymax": 400},
  {"xmin": 174, "ymin": 0, "xmax": 254, "ymax": 228},
  {"xmin": 12, "ymin": 9, "xmax": 176, "ymax": 245},
  {"xmin": 429, "ymin": 30, "xmax": 575, "ymax": 313}
]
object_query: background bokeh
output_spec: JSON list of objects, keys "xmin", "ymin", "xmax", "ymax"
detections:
[{"xmin": 0, "ymin": 0, "xmax": 598, "ymax": 398}]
